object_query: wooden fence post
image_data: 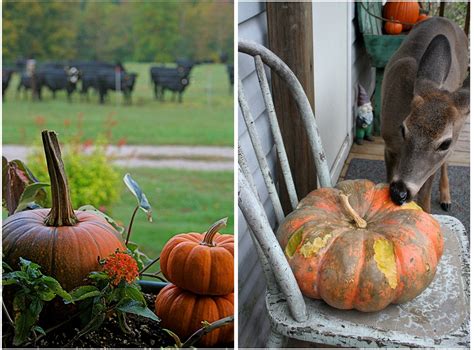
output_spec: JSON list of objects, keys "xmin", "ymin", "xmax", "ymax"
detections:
[{"xmin": 266, "ymin": 2, "xmax": 317, "ymax": 215}]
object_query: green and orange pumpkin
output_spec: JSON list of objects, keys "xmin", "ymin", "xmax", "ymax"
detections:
[
  {"xmin": 2, "ymin": 131, "xmax": 125, "ymax": 291},
  {"xmin": 277, "ymin": 179, "xmax": 443, "ymax": 312}
]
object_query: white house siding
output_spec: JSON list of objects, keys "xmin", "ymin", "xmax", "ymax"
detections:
[
  {"xmin": 238, "ymin": 2, "xmax": 374, "ymax": 347},
  {"xmin": 238, "ymin": 2, "xmax": 273, "ymax": 348}
]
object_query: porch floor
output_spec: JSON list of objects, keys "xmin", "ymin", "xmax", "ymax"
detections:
[{"xmin": 339, "ymin": 118, "xmax": 470, "ymax": 182}]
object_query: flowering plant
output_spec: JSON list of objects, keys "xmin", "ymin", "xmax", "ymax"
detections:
[
  {"xmin": 66, "ymin": 250, "xmax": 158, "ymax": 342},
  {"xmin": 103, "ymin": 251, "xmax": 139, "ymax": 285}
]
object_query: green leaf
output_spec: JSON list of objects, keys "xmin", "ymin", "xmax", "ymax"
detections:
[
  {"xmin": 20, "ymin": 257, "xmax": 40, "ymax": 272},
  {"xmin": 14, "ymin": 182, "xmax": 49, "ymax": 214},
  {"xmin": 127, "ymin": 242, "xmax": 152, "ymax": 271},
  {"xmin": 2, "ymin": 278, "xmax": 18, "ymax": 286},
  {"xmin": 124, "ymin": 284, "xmax": 146, "ymax": 305},
  {"xmin": 38, "ymin": 289, "xmax": 56, "ymax": 302},
  {"xmin": 77, "ymin": 205, "xmax": 125, "ymax": 234},
  {"xmin": 33, "ymin": 325, "xmax": 46, "ymax": 336},
  {"xmin": 123, "ymin": 173, "xmax": 152, "ymax": 222},
  {"xmin": 13, "ymin": 296, "xmax": 37, "ymax": 346},
  {"xmin": 116, "ymin": 299, "xmax": 159, "ymax": 322},
  {"xmin": 70, "ymin": 285, "xmax": 101, "ymax": 302},
  {"xmin": 3, "ymin": 261, "xmax": 13, "ymax": 272},
  {"xmin": 88, "ymin": 271, "xmax": 109, "ymax": 281},
  {"xmin": 29, "ymin": 298, "xmax": 44, "ymax": 318},
  {"xmin": 41, "ymin": 276, "xmax": 72, "ymax": 302}
]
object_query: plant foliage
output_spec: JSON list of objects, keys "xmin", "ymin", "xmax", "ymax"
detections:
[{"xmin": 2, "ymin": 259, "xmax": 72, "ymax": 346}]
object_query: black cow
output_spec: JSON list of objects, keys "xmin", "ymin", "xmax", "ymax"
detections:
[
  {"xmin": 69, "ymin": 61, "xmax": 116, "ymax": 99},
  {"xmin": 16, "ymin": 73, "xmax": 34, "ymax": 98},
  {"xmin": 36, "ymin": 66, "xmax": 80, "ymax": 101},
  {"xmin": 176, "ymin": 58, "xmax": 195, "ymax": 71},
  {"xmin": 97, "ymin": 70, "xmax": 137, "ymax": 104},
  {"xmin": 2, "ymin": 68, "xmax": 15, "ymax": 99},
  {"xmin": 150, "ymin": 66, "xmax": 191, "ymax": 102},
  {"xmin": 227, "ymin": 64, "xmax": 234, "ymax": 93}
]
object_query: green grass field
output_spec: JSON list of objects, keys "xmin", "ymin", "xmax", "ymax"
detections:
[
  {"xmin": 111, "ymin": 167, "xmax": 234, "ymax": 259},
  {"xmin": 3, "ymin": 63, "xmax": 233, "ymax": 146}
]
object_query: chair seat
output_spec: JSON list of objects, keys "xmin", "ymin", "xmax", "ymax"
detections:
[{"xmin": 266, "ymin": 215, "xmax": 469, "ymax": 348}]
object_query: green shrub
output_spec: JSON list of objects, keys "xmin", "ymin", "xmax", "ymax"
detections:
[{"xmin": 27, "ymin": 142, "xmax": 120, "ymax": 211}]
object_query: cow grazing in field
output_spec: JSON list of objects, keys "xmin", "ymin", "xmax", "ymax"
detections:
[
  {"xmin": 97, "ymin": 70, "xmax": 137, "ymax": 104},
  {"xmin": 3, "ymin": 68, "xmax": 15, "ymax": 99},
  {"xmin": 150, "ymin": 66, "xmax": 191, "ymax": 103}
]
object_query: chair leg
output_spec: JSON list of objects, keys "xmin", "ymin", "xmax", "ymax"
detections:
[{"xmin": 266, "ymin": 328, "xmax": 288, "ymax": 348}]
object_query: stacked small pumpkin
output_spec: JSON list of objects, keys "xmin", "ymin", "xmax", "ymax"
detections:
[
  {"xmin": 155, "ymin": 218, "xmax": 234, "ymax": 347},
  {"xmin": 383, "ymin": 1, "xmax": 429, "ymax": 35}
]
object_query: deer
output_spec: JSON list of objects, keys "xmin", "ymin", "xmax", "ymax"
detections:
[{"xmin": 381, "ymin": 17, "xmax": 469, "ymax": 213}]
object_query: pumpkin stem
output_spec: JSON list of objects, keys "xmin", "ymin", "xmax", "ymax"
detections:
[
  {"xmin": 42, "ymin": 130, "xmax": 78, "ymax": 226},
  {"xmin": 201, "ymin": 217, "xmax": 228, "ymax": 246},
  {"xmin": 339, "ymin": 193, "xmax": 367, "ymax": 229}
]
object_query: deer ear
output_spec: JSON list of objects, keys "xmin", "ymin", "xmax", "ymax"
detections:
[
  {"xmin": 415, "ymin": 34, "xmax": 452, "ymax": 89},
  {"xmin": 452, "ymin": 85, "xmax": 470, "ymax": 115}
]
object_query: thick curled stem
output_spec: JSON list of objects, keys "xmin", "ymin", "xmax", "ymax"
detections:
[
  {"xmin": 201, "ymin": 217, "xmax": 228, "ymax": 246},
  {"xmin": 339, "ymin": 193, "xmax": 367, "ymax": 229}
]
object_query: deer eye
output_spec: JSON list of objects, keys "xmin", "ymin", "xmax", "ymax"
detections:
[
  {"xmin": 437, "ymin": 139, "xmax": 452, "ymax": 151},
  {"xmin": 400, "ymin": 125, "xmax": 406, "ymax": 140}
]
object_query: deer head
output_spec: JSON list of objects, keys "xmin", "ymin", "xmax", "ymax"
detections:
[{"xmin": 389, "ymin": 34, "xmax": 470, "ymax": 205}]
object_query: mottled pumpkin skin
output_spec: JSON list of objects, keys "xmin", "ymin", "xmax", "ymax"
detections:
[
  {"xmin": 160, "ymin": 232, "xmax": 234, "ymax": 295},
  {"xmin": 155, "ymin": 284, "xmax": 234, "ymax": 347},
  {"xmin": 3, "ymin": 209, "xmax": 125, "ymax": 291},
  {"xmin": 277, "ymin": 179, "xmax": 443, "ymax": 312}
]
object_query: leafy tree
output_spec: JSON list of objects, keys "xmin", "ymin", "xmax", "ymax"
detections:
[{"xmin": 2, "ymin": 0, "xmax": 234, "ymax": 64}]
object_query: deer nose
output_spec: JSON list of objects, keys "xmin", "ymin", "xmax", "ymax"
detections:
[{"xmin": 390, "ymin": 181, "xmax": 409, "ymax": 205}]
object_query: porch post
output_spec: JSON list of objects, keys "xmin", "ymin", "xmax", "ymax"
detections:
[{"xmin": 266, "ymin": 2, "xmax": 317, "ymax": 215}]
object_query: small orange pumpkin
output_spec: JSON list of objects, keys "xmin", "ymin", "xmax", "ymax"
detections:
[
  {"xmin": 385, "ymin": 21, "xmax": 403, "ymax": 35},
  {"xmin": 160, "ymin": 218, "xmax": 234, "ymax": 295},
  {"xmin": 383, "ymin": 1, "xmax": 420, "ymax": 31},
  {"xmin": 2, "ymin": 131, "xmax": 125, "ymax": 291},
  {"xmin": 277, "ymin": 179, "xmax": 443, "ymax": 312},
  {"xmin": 416, "ymin": 14, "xmax": 429, "ymax": 23},
  {"xmin": 155, "ymin": 284, "xmax": 234, "ymax": 347}
]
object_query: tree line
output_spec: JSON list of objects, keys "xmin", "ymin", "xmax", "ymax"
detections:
[{"xmin": 3, "ymin": 0, "xmax": 233, "ymax": 64}]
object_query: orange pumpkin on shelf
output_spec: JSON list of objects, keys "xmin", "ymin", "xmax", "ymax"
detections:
[
  {"xmin": 2, "ymin": 131, "xmax": 125, "ymax": 291},
  {"xmin": 277, "ymin": 179, "xmax": 443, "ymax": 312},
  {"xmin": 383, "ymin": 1, "xmax": 420, "ymax": 31},
  {"xmin": 160, "ymin": 218, "xmax": 234, "ymax": 295},
  {"xmin": 385, "ymin": 21, "xmax": 403, "ymax": 35},
  {"xmin": 155, "ymin": 284, "xmax": 234, "ymax": 347},
  {"xmin": 416, "ymin": 14, "xmax": 430, "ymax": 23}
]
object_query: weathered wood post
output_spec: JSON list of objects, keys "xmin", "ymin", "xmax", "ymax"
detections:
[{"xmin": 267, "ymin": 2, "xmax": 317, "ymax": 215}]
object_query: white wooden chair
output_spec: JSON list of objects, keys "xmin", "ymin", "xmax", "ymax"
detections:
[{"xmin": 238, "ymin": 39, "xmax": 470, "ymax": 348}]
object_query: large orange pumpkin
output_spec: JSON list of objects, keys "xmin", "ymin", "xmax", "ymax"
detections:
[
  {"xmin": 160, "ymin": 218, "xmax": 234, "ymax": 295},
  {"xmin": 155, "ymin": 284, "xmax": 234, "ymax": 347},
  {"xmin": 2, "ymin": 131, "xmax": 125, "ymax": 291},
  {"xmin": 383, "ymin": 1, "xmax": 420, "ymax": 31},
  {"xmin": 277, "ymin": 179, "xmax": 443, "ymax": 312}
]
